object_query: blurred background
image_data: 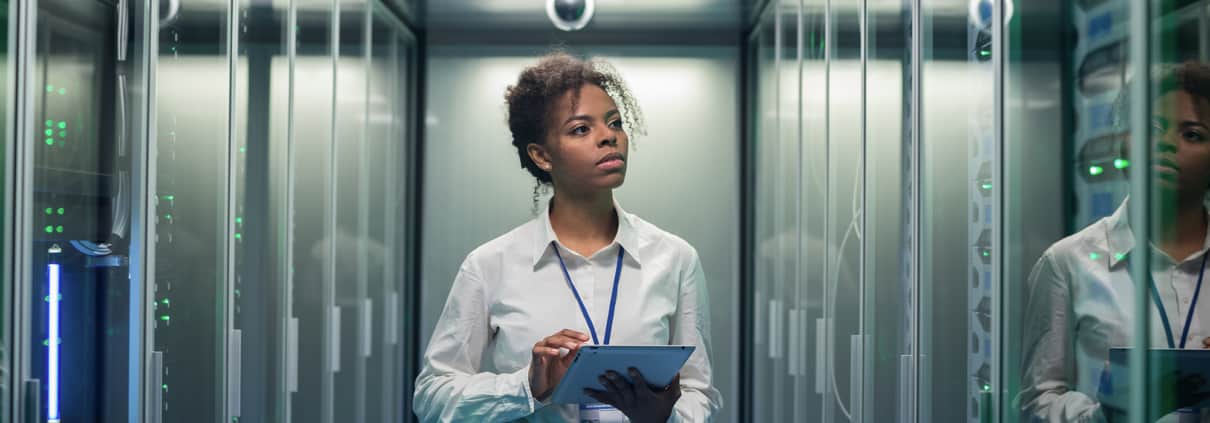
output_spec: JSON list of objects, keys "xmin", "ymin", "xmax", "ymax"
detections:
[{"xmin": 0, "ymin": 0, "xmax": 1203, "ymax": 422}]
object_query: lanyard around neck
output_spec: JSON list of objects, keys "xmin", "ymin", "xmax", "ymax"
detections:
[
  {"xmin": 553, "ymin": 243, "xmax": 624, "ymax": 345},
  {"xmin": 1142, "ymin": 253, "xmax": 1209, "ymax": 349}
]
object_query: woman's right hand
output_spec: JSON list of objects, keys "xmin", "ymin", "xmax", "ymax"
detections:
[{"xmin": 529, "ymin": 329, "xmax": 590, "ymax": 402}]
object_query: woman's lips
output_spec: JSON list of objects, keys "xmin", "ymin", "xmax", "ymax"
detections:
[
  {"xmin": 598, "ymin": 158, "xmax": 624, "ymax": 170},
  {"xmin": 1154, "ymin": 158, "xmax": 1180, "ymax": 174}
]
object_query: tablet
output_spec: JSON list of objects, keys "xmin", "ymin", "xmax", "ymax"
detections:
[
  {"xmin": 548, "ymin": 345, "xmax": 695, "ymax": 405},
  {"xmin": 1100, "ymin": 348, "xmax": 1210, "ymax": 411}
]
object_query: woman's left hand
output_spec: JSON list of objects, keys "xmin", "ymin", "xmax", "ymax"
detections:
[{"xmin": 585, "ymin": 368, "xmax": 681, "ymax": 423}]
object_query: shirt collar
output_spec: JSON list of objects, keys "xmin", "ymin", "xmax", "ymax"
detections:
[
  {"xmin": 1104, "ymin": 198, "xmax": 1134, "ymax": 268},
  {"xmin": 531, "ymin": 198, "xmax": 642, "ymax": 269},
  {"xmin": 1105, "ymin": 196, "xmax": 1210, "ymax": 267}
]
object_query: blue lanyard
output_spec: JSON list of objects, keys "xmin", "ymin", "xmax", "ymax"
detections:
[
  {"xmin": 1138, "ymin": 253, "xmax": 1209, "ymax": 349},
  {"xmin": 553, "ymin": 244, "xmax": 624, "ymax": 345}
]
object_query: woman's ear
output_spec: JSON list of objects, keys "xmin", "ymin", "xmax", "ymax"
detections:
[{"xmin": 527, "ymin": 142, "xmax": 554, "ymax": 172}]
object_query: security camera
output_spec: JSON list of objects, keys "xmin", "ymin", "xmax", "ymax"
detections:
[{"xmin": 546, "ymin": 0, "xmax": 595, "ymax": 32}]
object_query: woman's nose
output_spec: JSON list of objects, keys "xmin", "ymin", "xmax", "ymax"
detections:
[{"xmin": 1154, "ymin": 130, "xmax": 1179, "ymax": 154}]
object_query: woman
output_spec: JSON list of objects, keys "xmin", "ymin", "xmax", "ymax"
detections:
[
  {"xmin": 413, "ymin": 52, "xmax": 722, "ymax": 422},
  {"xmin": 1020, "ymin": 61, "xmax": 1210, "ymax": 422}
]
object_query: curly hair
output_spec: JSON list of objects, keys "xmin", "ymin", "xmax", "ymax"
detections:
[
  {"xmin": 504, "ymin": 52, "xmax": 645, "ymax": 205},
  {"xmin": 1113, "ymin": 60, "xmax": 1210, "ymax": 131}
]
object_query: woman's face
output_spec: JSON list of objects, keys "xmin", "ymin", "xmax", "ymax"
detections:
[
  {"xmin": 533, "ymin": 84, "xmax": 629, "ymax": 194},
  {"xmin": 1152, "ymin": 89, "xmax": 1210, "ymax": 197}
]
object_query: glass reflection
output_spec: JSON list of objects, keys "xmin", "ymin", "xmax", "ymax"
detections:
[
  {"xmin": 233, "ymin": 0, "xmax": 291, "ymax": 420},
  {"xmin": 1016, "ymin": 61, "xmax": 1210, "ymax": 420},
  {"xmin": 152, "ymin": 0, "xmax": 230, "ymax": 420},
  {"xmin": 28, "ymin": 0, "xmax": 139, "ymax": 421}
]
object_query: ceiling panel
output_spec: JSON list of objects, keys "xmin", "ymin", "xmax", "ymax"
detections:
[{"xmin": 426, "ymin": 0, "xmax": 747, "ymax": 31}]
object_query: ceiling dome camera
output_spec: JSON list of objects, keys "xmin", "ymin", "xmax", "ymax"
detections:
[{"xmin": 546, "ymin": 0, "xmax": 595, "ymax": 32}]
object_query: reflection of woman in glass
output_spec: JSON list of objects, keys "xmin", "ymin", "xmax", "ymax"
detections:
[
  {"xmin": 413, "ymin": 53, "xmax": 721, "ymax": 422},
  {"xmin": 1020, "ymin": 61, "xmax": 1210, "ymax": 422}
]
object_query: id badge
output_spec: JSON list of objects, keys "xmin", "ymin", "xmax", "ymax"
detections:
[{"xmin": 578, "ymin": 403, "xmax": 628, "ymax": 423}]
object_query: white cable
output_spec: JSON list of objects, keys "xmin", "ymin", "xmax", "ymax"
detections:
[{"xmin": 826, "ymin": 155, "xmax": 866, "ymax": 421}]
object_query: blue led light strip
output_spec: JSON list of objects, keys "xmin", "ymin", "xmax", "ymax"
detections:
[{"xmin": 48, "ymin": 263, "xmax": 60, "ymax": 421}]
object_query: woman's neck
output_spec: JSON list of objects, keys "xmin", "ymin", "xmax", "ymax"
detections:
[
  {"xmin": 1154, "ymin": 194, "xmax": 1208, "ymax": 261},
  {"xmin": 548, "ymin": 188, "xmax": 618, "ymax": 257}
]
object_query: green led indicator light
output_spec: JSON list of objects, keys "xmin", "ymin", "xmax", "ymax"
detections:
[
  {"xmin": 163, "ymin": 195, "xmax": 175, "ymax": 201},
  {"xmin": 1114, "ymin": 158, "xmax": 1130, "ymax": 169},
  {"xmin": 982, "ymin": 251, "xmax": 991, "ymax": 257},
  {"xmin": 162, "ymin": 384, "xmax": 168, "ymax": 391},
  {"xmin": 44, "ymin": 226, "xmax": 53, "ymax": 234},
  {"xmin": 45, "ymin": 85, "xmax": 53, "ymax": 92},
  {"xmin": 55, "ymin": 226, "xmax": 63, "ymax": 233},
  {"xmin": 234, "ymin": 233, "xmax": 242, "ymax": 240},
  {"xmin": 45, "ymin": 208, "xmax": 52, "ymax": 215},
  {"xmin": 981, "ymin": 183, "xmax": 993, "ymax": 190},
  {"xmin": 1089, "ymin": 252, "xmax": 1100, "ymax": 260},
  {"xmin": 235, "ymin": 217, "xmax": 243, "ymax": 224},
  {"xmin": 44, "ymin": 129, "xmax": 53, "ymax": 136},
  {"xmin": 58, "ymin": 88, "xmax": 65, "ymax": 95},
  {"xmin": 1115, "ymin": 253, "xmax": 1127, "ymax": 261},
  {"xmin": 57, "ymin": 121, "xmax": 66, "ymax": 129},
  {"xmin": 161, "ymin": 298, "xmax": 170, "ymax": 306},
  {"xmin": 59, "ymin": 131, "xmax": 67, "ymax": 138},
  {"xmin": 979, "ymin": 50, "xmax": 991, "ymax": 57},
  {"xmin": 45, "ymin": 139, "xmax": 54, "ymax": 146},
  {"xmin": 164, "ymin": 214, "xmax": 172, "ymax": 220},
  {"xmin": 57, "ymin": 208, "xmax": 64, "ymax": 215},
  {"xmin": 45, "ymin": 120, "xmax": 53, "ymax": 127},
  {"xmin": 160, "ymin": 315, "xmax": 170, "ymax": 322},
  {"xmin": 1089, "ymin": 165, "xmax": 1104, "ymax": 176},
  {"xmin": 239, "ymin": 147, "xmax": 246, "ymax": 153}
]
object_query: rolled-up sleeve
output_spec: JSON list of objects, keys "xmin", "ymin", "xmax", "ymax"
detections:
[
  {"xmin": 667, "ymin": 249, "xmax": 723, "ymax": 422},
  {"xmin": 413, "ymin": 261, "xmax": 542, "ymax": 422},
  {"xmin": 1018, "ymin": 250, "xmax": 1104, "ymax": 423}
]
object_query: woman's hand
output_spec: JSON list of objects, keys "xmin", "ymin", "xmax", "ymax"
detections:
[
  {"xmin": 529, "ymin": 329, "xmax": 590, "ymax": 401},
  {"xmin": 584, "ymin": 368, "xmax": 681, "ymax": 423}
]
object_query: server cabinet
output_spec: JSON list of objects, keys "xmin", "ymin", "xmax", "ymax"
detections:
[{"xmin": 12, "ymin": 0, "xmax": 148, "ymax": 421}]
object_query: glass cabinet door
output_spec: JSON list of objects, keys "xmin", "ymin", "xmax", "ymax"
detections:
[
  {"xmin": 365, "ymin": 7, "xmax": 411, "ymax": 422},
  {"xmin": 151, "ymin": 0, "xmax": 231, "ymax": 421},
  {"xmin": 749, "ymin": 6, "xmax": 777, "ymax": 422},
  {"xmin": 333, "ymin": 1, "xmax": 369, "ymax": 420},
  {"xmin": 232, "ymin": 0, "xmax": 292, "ymax": 421},
  {"xmin": 0, "ymin": 0, "xmax": 10, "ymax": 417},
  {"xmin": 291, "ymin": 0, "xmax": 336, "ymax": 421},
  {"xmin": 19, "ymin": 0, "xmax": 144, "ymax": 421}
]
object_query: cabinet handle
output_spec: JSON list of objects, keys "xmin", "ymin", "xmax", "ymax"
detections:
[
  {"xmin": 788, "ymin": 308, "xmax": 800, "ymax": 376},
  {"xmin": 361, "ymin": 299, "xmax": 372, "ymax": 359},
  {"xmin": 288, "ymin": 318, "xmax": 299, "ymax": 393},
  {"xmin": 24, "ymin": 379, "xmax": 40, "ymax": 423},
  {"xmin": 815, "ymin": 319, "xmax": 825, "ymax": 394},
  {"xmin": 229, "ymin": 330, "xmax": 242, "ymax": 419},
  {"xmin": 331, "ymin": 306, "xmax": 342, "ymax": 373},
  {"xmin": 385, "ymin": 292, "xmax": 398, "ymax": 346},
  {"xmin": 152, "ymin": 352, "xmax": 163, "ymax": 423}
]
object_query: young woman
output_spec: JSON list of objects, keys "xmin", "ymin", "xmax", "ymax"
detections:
[
  {"xmin": 413, "ymin": 52, "xmax": 722, "ymax": 422},
  {"xmin": 1020, "ymin": 61, "xmax": 1210, "ymax": 422}
]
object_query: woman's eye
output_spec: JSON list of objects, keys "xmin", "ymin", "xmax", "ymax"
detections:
[
  {"xmin": 571, "ymin": 126, "xmax": 589, "ymax": 135},
  {"xmin": 1184, "ymin": 130, "xmax": 1206, "ymax": 142},
  {"xmin": 609, "ymin": 120, "xmax": 623, "ymax": 129}
]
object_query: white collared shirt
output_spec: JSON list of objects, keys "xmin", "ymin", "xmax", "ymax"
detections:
[
  {"xmin": 1019, "ymin": 199, "xmax": 1210, "ymax": 422},
  {"xmin": 413, "ymin": 202, "xmax": 722, "ymax": 422}
]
